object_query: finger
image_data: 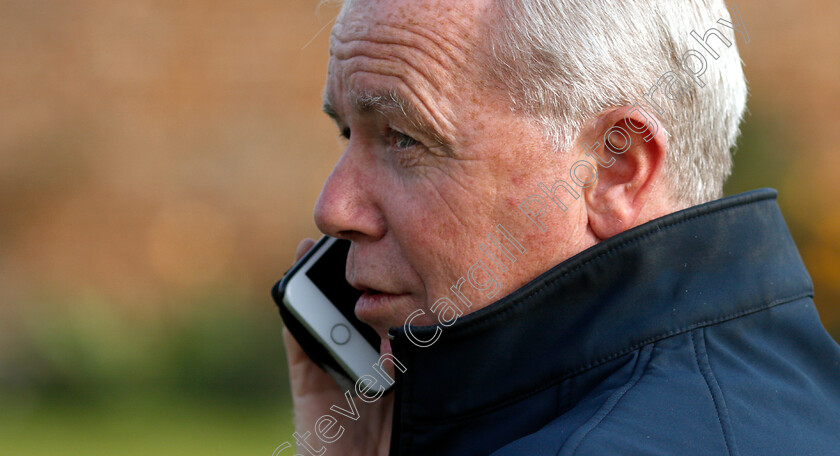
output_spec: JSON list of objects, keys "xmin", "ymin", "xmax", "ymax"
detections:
[
  {"xmin": 294, "ymin": 238, "xmax": 317, "ymax": 263},
  {"xmin": 281, "ymin": 326, "xmax": 306, "ymax": 361}
]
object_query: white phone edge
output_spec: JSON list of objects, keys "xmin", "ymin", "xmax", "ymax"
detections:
[{"xmin": 282, "ymin": 237, "xmax": 384, "ymax": 385}]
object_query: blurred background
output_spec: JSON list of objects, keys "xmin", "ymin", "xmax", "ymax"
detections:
[{"xmin": 0, "ymin": 0, "xmax": 838, "ymax": 454}]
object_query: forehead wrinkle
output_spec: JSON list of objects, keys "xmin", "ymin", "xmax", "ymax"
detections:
[
  {"xmin": 338, "ymin": 50, "xmax": 459, "ymax": 145},
  {"xmin": 327, "ymin": 7, "xmax": 490, "ymax": 155},
  {"xmin": 331, "ymin": 35, "xmax": 455, "ymax": 103},
  {"xmin": 332, "ymin": 23, "xmax": 470, "ymax": 80},
  {"xmin": 330, "ymin": 6, "xmax": 488, "ymax": 92}
]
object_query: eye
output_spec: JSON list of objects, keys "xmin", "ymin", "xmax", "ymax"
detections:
[
  {"xmin": 393, "ymin": 131, "xmax": 418, "ymax": 150},
  {"xmin": 339, "ymin": 127, "xmax": 351, "ymax": 140}
]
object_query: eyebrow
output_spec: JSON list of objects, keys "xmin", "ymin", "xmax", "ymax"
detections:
[{"xmin": 321, "ymin": 90, "xmax": 452, "ymax": 151}]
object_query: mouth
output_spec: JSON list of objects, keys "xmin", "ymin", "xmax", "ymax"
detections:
[
  {"xmin": 355, "ymin": 289, "xmax": 404, "ymax": 312},
  {"xmin": 354, "ymin": 289, "xmax": 408, "ymax": 328}
]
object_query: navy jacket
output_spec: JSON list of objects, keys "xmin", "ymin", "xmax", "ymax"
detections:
[{"xmin": 387, "ymin": 189, "xmax": 840, "ymax": 455}]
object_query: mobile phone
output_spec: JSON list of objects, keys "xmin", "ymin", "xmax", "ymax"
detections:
[{"xmin": 272, "ymin": 236, "xmax": 387, "ymax": 394}]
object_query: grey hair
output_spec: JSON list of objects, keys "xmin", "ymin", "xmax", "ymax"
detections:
[{"xmin": 488, "ymin": 0, "xmax": 748, "ymax": 205}]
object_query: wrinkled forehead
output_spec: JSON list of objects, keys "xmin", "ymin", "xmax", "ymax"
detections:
[
  {"xmin": 323, "ymin": 0, "xmax": 500, "ymax": 141},
  {"xmin": 330, "ymin": 0, "xmax": 493, "ymax": 57}
]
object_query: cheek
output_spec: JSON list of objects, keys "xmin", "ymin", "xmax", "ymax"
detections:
[
  {"xmin": 384, "ymin": 176, "xmax": 495, "ymax": 307},
  {"xmin": 388, "ymin": 157, "xmax": 593, "ymax": 312}
]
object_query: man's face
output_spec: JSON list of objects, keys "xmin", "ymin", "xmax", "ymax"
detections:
[{"xmin": 315, "ymin": 0, "xmax": 593, "ymax": 354}]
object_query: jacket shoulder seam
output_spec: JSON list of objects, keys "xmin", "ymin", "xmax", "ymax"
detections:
[
  {"xmin": 691, "ymin": 327, "xmax": 741, "ymax": 456},
  {"xmin": 556, "ymin": 344, "xmax": 655, "ymax": 456}
]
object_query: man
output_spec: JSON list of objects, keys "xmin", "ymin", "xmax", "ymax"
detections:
[{"xmin": 279, "ymin": 0, "xmax": 840, "ymax": 454}]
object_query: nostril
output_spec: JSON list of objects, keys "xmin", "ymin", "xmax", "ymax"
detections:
[{"xmin": 336, "ymin": 230, "xmax": 356, "ymax": 239}]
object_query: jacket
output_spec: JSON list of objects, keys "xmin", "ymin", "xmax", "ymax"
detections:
[{"xmin": 387, "ymin": 188, "xmax": 840, "ymax": 455}]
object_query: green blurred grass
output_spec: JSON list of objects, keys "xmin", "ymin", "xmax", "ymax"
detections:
[
  {"xmin": 0, "ymin": 393, "xmax": 294, "ymax": 456},
  {"xmin": 0, "ymin": 288, "xmax": 298, "ymax": 455},
  {"xmin": 5, "ymin": 288, "xmax": 290, "ymax": 396}
]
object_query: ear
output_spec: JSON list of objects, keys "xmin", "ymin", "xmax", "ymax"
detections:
[{"xmin": 578, "ymin": 106, "xmax": 668, "ymax": 240}]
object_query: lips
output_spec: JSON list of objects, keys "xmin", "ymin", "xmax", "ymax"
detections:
[
  {"xmin": 355, "ymin": 289, "xmax": 404, "ymax": 314},
  {"xmin": 354, "ymin": 289, "xmax": 408, "ymax": 331}
]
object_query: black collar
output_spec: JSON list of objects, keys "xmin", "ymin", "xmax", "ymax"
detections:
[{"xmin": 389, "ymin": 189, "xmax": 813, "ymax": 425}]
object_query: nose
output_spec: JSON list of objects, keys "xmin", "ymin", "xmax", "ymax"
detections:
[{"xmin": 313, "ymin": 149, "xmax": 386, "ymax": 241}]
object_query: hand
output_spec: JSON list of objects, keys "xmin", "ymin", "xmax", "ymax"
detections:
[{"xmin": 281, "ymin": 238, "xmax": 394, "ymax": 456}]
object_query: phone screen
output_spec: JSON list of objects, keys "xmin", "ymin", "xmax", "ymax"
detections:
[{"xmin": 305, "ymin": 239, "xmax": 382, "ymax": 349}]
